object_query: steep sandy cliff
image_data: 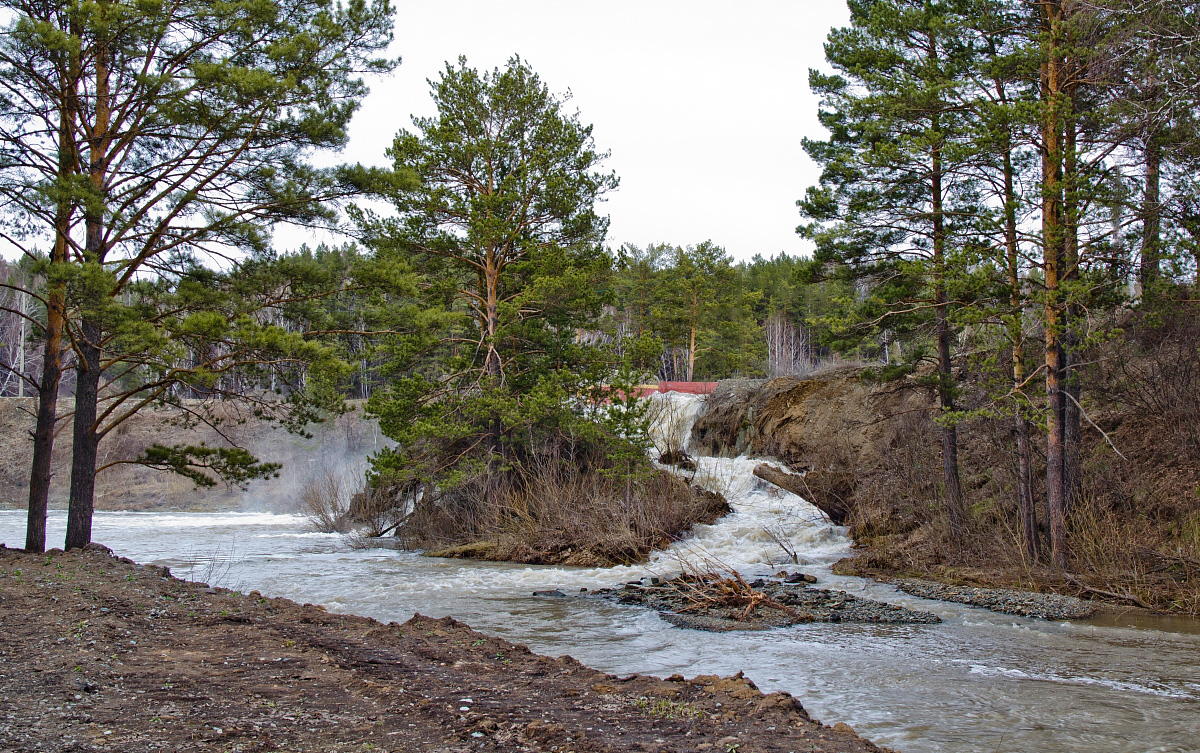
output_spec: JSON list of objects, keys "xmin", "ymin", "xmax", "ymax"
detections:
[{"xmin": 689, "ymin": 369, "xmax": 933, "ymax": 528}]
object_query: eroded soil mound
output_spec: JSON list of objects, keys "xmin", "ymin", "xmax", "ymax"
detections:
[
  {"xmin": 0, "ymin": 546, "xmax": 893, "ymax": 753},
  {"xmin": 695, "ymin": 357, "xmax": 1200, "ymax": 614}
]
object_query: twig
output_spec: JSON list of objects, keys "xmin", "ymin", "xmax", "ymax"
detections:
[{"xmin": 1061, "ymin": 391, "xmax": 1127, "ymax": 461}]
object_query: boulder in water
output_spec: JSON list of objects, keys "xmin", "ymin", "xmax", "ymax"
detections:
[{"xmin": 752, "ymin": 463, "xmax": 851, "ymax": 525}]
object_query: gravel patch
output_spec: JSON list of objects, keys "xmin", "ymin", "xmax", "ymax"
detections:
[{"xmin": 890, "ymin": 578, "xmax": 1096, "ymax": 620}]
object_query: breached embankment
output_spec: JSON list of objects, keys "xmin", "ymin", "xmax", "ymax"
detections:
[
  {"xmin": 686, "ymin": 369, "xmax": 1198, "ymax": 618},
  {"xmin": 0, "ymin": 545, "xmax": 893, "ymax": 753}
]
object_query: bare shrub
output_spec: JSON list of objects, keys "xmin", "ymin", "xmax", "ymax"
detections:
[
  {"xmin": 1096, "ymin": 303, "xmax": 1200, "ymax": 455},
  {"xmin": 346, "ymin": 482, "xmax": 412, "ymax": 538},
  {"xmin": 300, "ymin": 470, "xmax": 351, "ymax": 533},
  {"xmin": 397, "ymin": 433, "xmax": 729, "ymax": 567}
]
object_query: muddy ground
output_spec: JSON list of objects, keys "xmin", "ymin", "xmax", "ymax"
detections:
[{"xmin": 0, "ymin": 546, "xmax": 893, "ymax": 753}]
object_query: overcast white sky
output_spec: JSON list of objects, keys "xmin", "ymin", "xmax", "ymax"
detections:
[{"xmin": 318, "ymin": 1, "xmax": 852, "ymax": 261}]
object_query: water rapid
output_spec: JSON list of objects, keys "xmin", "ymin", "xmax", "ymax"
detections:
[{"xmin": 2, "ymin": 391, "xmax": 1198, "ymax": 752}]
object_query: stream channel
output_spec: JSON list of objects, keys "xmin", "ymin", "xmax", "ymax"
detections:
[{"xmin": 2, "ymin": 392, "xmax": 1198, "ymax": 752}]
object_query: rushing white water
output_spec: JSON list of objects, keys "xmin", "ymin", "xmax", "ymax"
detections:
[
  {"xmin": 3, "ymin": 391, "xmax": 1199, "ymax": 753},
  {"xmin": 640, "ymin": 391, "xmax": 849, "ymax": 572}
]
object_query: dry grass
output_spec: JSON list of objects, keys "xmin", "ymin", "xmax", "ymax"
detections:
[
  {"xmin": 397, "ymin": 436, "xmax": 730, "ymax": 567},
  {"xmin": 829, "ymin": 307, "xmax": 1200, "ymax": 613}
]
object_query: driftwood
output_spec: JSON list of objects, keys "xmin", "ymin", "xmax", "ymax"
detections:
[
  {"xmin": 1067, "ymin": 575, "xmax": 1154, "ymax": 610},
  {"xmin": 753, "ymin": 463, "xmax": 850, "ymax": 525}
]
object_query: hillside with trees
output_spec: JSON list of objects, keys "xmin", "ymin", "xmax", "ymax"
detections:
[
  {"xmin": 793, "ymin": 0, "xmax": 1200, "ymax": 610},
  {"xmin": 0, "ymin": 0, "xmax": 1196, "ymax": 612}
]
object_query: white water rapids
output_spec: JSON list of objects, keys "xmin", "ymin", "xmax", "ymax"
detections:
[{"xmin": 2, "ymin": 392, "xmax": 1199, "ymax": 752}]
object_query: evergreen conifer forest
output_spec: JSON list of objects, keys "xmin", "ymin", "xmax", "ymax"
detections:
[{"xmin": 0, "ymin": 0, "xmax": 1197, "ymax": 614}]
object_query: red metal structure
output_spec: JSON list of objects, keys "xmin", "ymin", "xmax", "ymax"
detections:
[
  {"xmin": 627, "ymin": 382, "xmax": 718, "ymax": 398},
  {"xmin": 655, "ymin": 381, "xmax": 718, "ymax": 395}
]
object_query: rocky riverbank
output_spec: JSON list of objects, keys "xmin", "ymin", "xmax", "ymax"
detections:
[
  {"xmin": 0, "ymin": 546, "xmax": 894, "ymax": 753},
  {"xmin": 577, "ymin": 571, "xmax": 941, "ymax": 632},
  {"xmin": 887, "ymin": 578, "xmax": 1096, "ymax": 621}
]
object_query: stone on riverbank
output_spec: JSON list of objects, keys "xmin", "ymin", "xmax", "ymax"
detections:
[
  {"xmin": 889, "ymin": 578, "xmax": 1096, "ymax": 620},
  {"xmin": 584, "ymin": 573, "xmax": 941, "ymax": 632}
]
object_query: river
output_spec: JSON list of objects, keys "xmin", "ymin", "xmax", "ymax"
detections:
[{"xmin": 2, "ymin": 393, "xmax": 1198, "ymax": 752}]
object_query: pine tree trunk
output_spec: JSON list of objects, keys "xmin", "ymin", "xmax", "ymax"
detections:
[
  {"xmin": 65, "ymin": 29, "xmax": 110, "ymax": 551},
  {"xmin": 931, "ymin": 135, "xmax": 966, "ymax": 537},
  {"xmin": 1016, "ymin": 417, "xmax": 1039, "ymax": 560},
  {"xmin": 65, "ymin": 317, "xmax": 101, "ymax": 550},
  {"xmin": 1041, "ymin": 1, "xmax": 1069, "ymax": 569},
  {"xmin": 15, "ymin": 293, "xmax": 25, "ymax": 398},
  {"xmin": 687, "ymin": 322, "xmax": 697, "ymax": 383},
  {"xmin": 1062, "ymin": 116, "xmax": 1082, "ymax": 525},
  {"xmin": 482, "ymin": 249, "xmax": 502, "ymax": 380},
  {"xmin": 1140, "ymin": 138, "xmax": 1161, "ymax": 293},
  {"xmin": 26, "ymin": 53, "xmax": 78, "ymax": 553},
  {"xmin": 1001, "ymin": 139, "xmax": 1039, "ymax": 562},
  {"xmin": 26, "ymin": 292, "xmax": 65, "ymax": 553}
]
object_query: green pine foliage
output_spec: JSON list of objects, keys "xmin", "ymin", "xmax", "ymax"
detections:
[{"xmin": 358, "ymin": 56, "xmax": 648, "ymax": 511}]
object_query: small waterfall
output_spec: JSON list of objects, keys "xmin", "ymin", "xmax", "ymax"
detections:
[
  {"xmin": 644, "ymin": 391, "xmax": 848, "ymax": 572},
  {"xmin": 645, "ymin": 389, "xmax": 708, "ymax": 457}
]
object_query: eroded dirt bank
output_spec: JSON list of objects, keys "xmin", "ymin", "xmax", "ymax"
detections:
[
  {"xmin": 692, "ymin": 369, "xmax": 1200, "ymax": 614},
  {"xmin": 0, "ymin": 546, "xmax": 891, "ymax": 753}
]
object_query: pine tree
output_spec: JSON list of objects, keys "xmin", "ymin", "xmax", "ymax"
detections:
[
  {"xmin": 0, "ymin": 0, "xmax": 396, "ymax": 549},
  {"xmin": 800, "ymin": 0, "xmax": 983, "ymax": 536},
  {"xmin": 361, "ymin": 56, "xmax": 624, "ymax": 507}
]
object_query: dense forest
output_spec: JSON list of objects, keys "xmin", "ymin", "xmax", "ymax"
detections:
[
  {"xmin": 0, "ymin": 0, "xmax": 1197, "ymax": 610},
  {"xmin": 792, "ymin": 0, "xmax": 1200, "ymax": 606}
]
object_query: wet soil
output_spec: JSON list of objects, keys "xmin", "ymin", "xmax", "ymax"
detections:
[
  {"xmin": 583, "ymin": 572, "xmax": 941, "ymax": 632},
  {"xmin": 0, "ymin": 545, "xmax": 893, "ymax": 753}
]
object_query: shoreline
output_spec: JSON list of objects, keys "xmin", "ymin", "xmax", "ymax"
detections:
[
  {"xmin": 833, "ymin": 559, "xmax": 1191, "ymax": 624},
  {"xmin": 0, "ymin": 544, "xmax": 894, "ymax": 753},
  {"xmin": 5, "ymin": 503, "xmax": 1181, "ymax": 625}
]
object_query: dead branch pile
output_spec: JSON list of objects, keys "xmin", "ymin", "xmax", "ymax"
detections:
[{"xmin": 667, "ymin": 569, "xmax": 804, "ymax": 622}]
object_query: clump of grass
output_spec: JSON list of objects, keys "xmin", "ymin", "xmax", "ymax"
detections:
[{"xmin": 632, "ymin": 696, "xmax": 706, "ymax": 720}]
